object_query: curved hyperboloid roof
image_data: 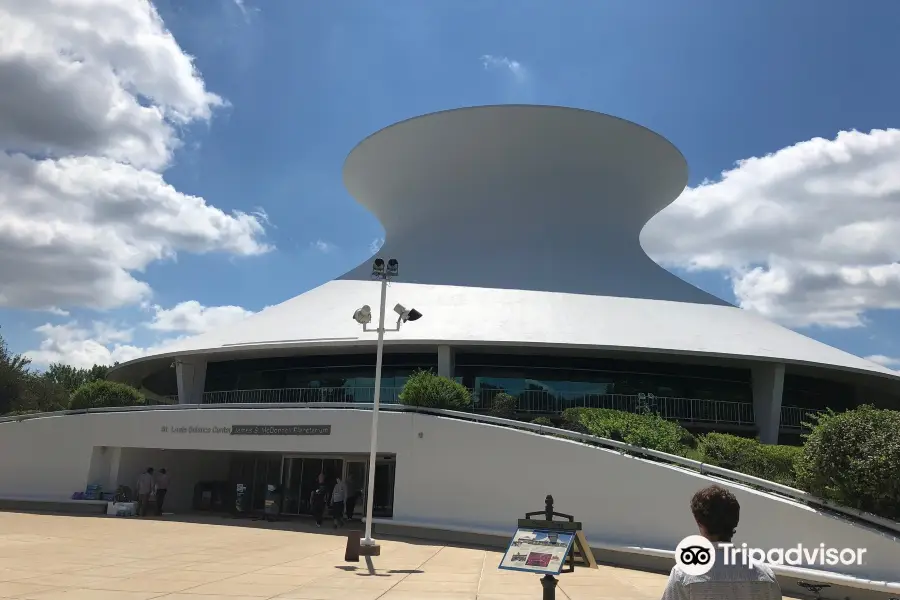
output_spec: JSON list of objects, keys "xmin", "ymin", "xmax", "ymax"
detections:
[{"xmin": 112, "ymin": 106, "xmax": 900, "ymax": 383}]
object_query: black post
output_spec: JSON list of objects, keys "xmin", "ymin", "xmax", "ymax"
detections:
[
  {"xmin": 541, "ymin": 574, "xmax": 558, "ymax": 599},
  {"xmin": 542, "ymin": 495, "xmax": 556, "ymax": 600}
]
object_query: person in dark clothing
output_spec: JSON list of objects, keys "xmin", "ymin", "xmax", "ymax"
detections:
[
  {"xmin": 344, "ymin": 474, "xmax": 359, "ymax": 521},
  {"xmin": 154, "ymin": 468, "xmax": 169, "ymax": 516},
  {"xmin": 310, "ymin": 473, "xmax": 328, "ymax": 527}
]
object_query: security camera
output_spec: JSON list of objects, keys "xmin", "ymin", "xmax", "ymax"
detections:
[
  {"xmin": 372, "ymin": 258, "xmax": 385, "ymax": 277},
  {"xmin": 352, "ymin": 305, "xmax": 372, "ymax": 325},
  {"xmin": 394, "ymin": 304, "xmax": 422, "ymax": 323},
  {"xmin": 386, "ymin": 258, "xmax": 399, "ymax": 277}
]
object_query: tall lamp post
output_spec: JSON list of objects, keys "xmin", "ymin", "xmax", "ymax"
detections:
[{"xmin": 352, "ymin": 258, "xmax": 422, "ymax": 550}]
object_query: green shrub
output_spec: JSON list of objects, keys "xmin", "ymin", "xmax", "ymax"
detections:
[
  {"xmin": 398, "ymin": 370, "xmax": 472, "ymax": 410},
  {"xmin": 795, "ymin": 406, "xmax": 900, "ymax": 519},
  {"xmin": 489, "ymin": 392, "xmax": 518, "ymax": 418},
  {"xmin": 70, "ymin": 380, "xmax": 145, "ymax": 410},
  {"xmin": 531, "ymin": 416, "xmax": 554, "ymax": 426},
  {"xmin": 698, "ymin": 433, "xmax": 801, "ymax": 487},
  {"xmin": 563, "ymin": 407, "xmax": 695, "ymax": 456}
]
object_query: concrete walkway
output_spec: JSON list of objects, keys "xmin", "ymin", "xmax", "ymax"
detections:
[{"xmin": 0, "ymin": 512, "xmax": 777, "ymax": 600}]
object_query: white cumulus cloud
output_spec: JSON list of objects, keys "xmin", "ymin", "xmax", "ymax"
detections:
[
  {"xmin": 311, "ymin": 239, "xmax": 336, "ymax": 253},
  {"xmin": 865, "ymin": 355, "xmax": 900, "ymax": 369},
  {"xmin": 0, "ymin": 0, "xmax": 271, "ymax": 312},
  {"xmin": 147, "ymin": 300, "xmax": 255, "ymax": 334},
  {"xmin": 26, "ymin": 300, "xmax": 257, "ymax": 368},
  {"xmin": 643, "ymin": 128, "xmax": 900, "ymax": 329},
  {"xmin": 480, "ymin": 54, "xmax": 528, "ymax": 82}
]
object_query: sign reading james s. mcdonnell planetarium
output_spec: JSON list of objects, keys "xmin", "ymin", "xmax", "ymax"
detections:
[{"xmin": 160, "ymin": 425, "xmax": 331, "ymax": 436}]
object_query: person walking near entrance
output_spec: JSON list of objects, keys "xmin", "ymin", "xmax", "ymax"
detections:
[
  {"xmin": 330, "ymin": 477, "xmax": 346, "ymax": 529},
  {"xmin": 344, "ymin": 474, "xmax": 359, "ymax": 521},
  {"xmin": 310, "ymin": 474, "xmax": 328, "ymax": 528},
  {"xmin": 155, "ymin": 468, "xmax": 169, "ymax": 516},
  {"xmin": 136, "ymin": 467, "xmax": 154, "ymax": 517}
]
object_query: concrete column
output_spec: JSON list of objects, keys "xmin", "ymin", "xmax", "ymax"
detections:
[
  {"xmin": 176, "ymin": 359, "xmax": 207, "ymax": 405},
  {"xmin": 107, "ymin": 447, "xmax": 122, "ymax": 490},
  {"xmin": 437, "ymin": 345, "xmax": 455, "ymax": 379},
  {"xmin": 752, "ymin": 363, "xmax": 785, "ymax": 445}
]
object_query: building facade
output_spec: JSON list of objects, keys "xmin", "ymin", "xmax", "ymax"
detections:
[{"xmin": 111, "ymin": 106, "xmax": 900, "ymax": 445}]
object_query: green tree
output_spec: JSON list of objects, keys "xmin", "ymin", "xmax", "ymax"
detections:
[
  {"xmin": 69, "ymin": 380, "xmax": 145, "ymax": 410},
  {"xmin": 795, "ymin": 405, "xmax": 900, "ymax": 519},
  {"xmin": 16, "ymin": 374, "xmax": 69, "ymax": 414},
  {"xmin": 399, "ymin": 370, "xmax": 473, "ymax": 410},
  {"xmin": 0, "ymin": 327, "xmax": 31, "ymax": 415},
  {"xmin": 43, "ymin": 362, "xmax": 109, "ymax": 395}
]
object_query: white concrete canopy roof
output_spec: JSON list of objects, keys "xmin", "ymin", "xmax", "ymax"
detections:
[
  {"xmin": 109, "ymin": 105, "xmax": 900, "ymax": 386},
  {"xmin": 130, "ymin": 279, "xmax": 899, "ymax": 381}
]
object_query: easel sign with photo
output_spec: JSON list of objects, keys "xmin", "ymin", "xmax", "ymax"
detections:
[{"xmin": 498, "ymin": 495, "xmax": 597, "ymax": 599}]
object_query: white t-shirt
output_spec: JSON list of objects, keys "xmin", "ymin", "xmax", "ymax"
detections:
[
  {"xmin": 136, "ymin": 473, "xmax": 153, "ymax": 495},
  {"xmin": 661, "ymin": 548, "xmax": 782, "ymax": 600},
  {"xmin": 331, "ymin": 481, "xmax": 346, "ymax": 502}
]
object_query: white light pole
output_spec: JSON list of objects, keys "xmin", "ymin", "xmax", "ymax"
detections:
[{"xmin": 351, "ymin": 258, "xmax": 422, "ymax": 550}]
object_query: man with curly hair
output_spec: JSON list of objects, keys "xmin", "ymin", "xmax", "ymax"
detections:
[{"xmin": 661, "ymin": 484, "xmax": 781, "ymax": 599}]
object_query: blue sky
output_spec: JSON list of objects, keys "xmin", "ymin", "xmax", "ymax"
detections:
[{"xmin": 3, "ymin": 0, "xmax": 900, "ymax": 368}]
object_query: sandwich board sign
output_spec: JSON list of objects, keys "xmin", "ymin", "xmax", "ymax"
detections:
[{"xmin": 499, "ymin": 528, "xmax": 576, "ymax": 575}]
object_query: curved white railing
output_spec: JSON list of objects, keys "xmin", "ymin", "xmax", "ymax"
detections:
[
  {"xmin": 196, "ymin": 386, "xmax": 822, "ymax": 430},
  {"xmin": 1, "ymin": 401, "xmax": 897, "ymax": 538}
]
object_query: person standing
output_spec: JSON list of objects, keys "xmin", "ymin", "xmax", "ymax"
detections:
[
  {"xmin": 330, "ymin": 476, "xmax": 346, "ymax": 529},
  {"xmin": 661, "ymin": 485, "xmax": 781, "ymax": 600},
  {"xmin": 155, "ymin": 468, "xmax": 170, "ymax": 516},
  {"xmin": 136, "ymin": 467, "xmax": 154, "ymax": 517},
  {"xmin": 310, "ymin": 474, "xmax": 328, "ymax": 528},
  {"xmin": 344, "ymin": 474, "xmax": 359, "ymax": 521}
]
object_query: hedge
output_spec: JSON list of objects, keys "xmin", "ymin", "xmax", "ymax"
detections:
[
  {"xmin": 698, "ymin": 433, "xmax": 801, "ymax": 487},
  {"xmin": 69, "ymin": 380, "xmax": 145, "ymax": 410},
  {"xmin": 398, "ymin": 370, "xmax": 472, "ymax": 410},
  {"xmin": 795, "ymin": 405, "xmax": 900, "ymax": 520},
  {"xmin": 562, "ymin": 407, "xmax": 696, "ymax": 456},
  {"xmin": 489, "ymin": 392, "xmax": 518, "ymax": 418}
]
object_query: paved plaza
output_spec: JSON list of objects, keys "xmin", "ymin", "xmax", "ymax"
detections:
[
  {"xmin": 0, "ymin": 511, "xmax": 679, "ymax": 599},
  {"xmin": 0, "ymin": 512, "xmax": 810, "ymax": 600}
]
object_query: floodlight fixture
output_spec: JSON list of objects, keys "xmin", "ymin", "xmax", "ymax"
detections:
[
  {"xmin": 393, "ymin": 303, "xmax": 422, "ymax": 323},
  {"xmin": 372, "ymin": 258, "xmax": 385, "ymax": 277},
  {"xmin": 386, "ymin": 258, "xmax": 399, "ymax": 277},
  {"xmin": 352, "ymin": 305, "xmax": 372, "ymax": 325}
]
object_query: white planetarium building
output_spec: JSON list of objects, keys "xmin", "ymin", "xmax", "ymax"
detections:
[{"xmin": 2, "ymin": 106, "xmax": 899, "ymax": 594}]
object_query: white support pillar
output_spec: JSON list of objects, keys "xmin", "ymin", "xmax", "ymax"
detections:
[
  {"xmin": 107, "ymin": 447, "xmax": 122, "ymax": 491},
  {"xmin": 752, "ymin": 363, "xmax": 785, "ymax": 445},
  {"xmin": 437, "ymin": 345, "xmax": 455, "ymax": 379},
  {"xmin": 176, "ymin": 359, "xmax": 207, "ymax": 405}
]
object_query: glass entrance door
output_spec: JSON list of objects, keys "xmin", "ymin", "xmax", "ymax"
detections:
[
  {"xmin": 282, "ymin": 457, "xmax": 344, "ymax": 515},
  {"xmin": 373, "ymin": 460, "xmax": 395, "ymax": 517},
  {"xmin": 343, "ymin": 460, "xmax": 366, "ymax": 520}
]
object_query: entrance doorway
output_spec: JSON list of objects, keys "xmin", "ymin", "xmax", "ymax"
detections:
[
  {"xmin": 226, "ymin": 453, "xmax": 395, "ymax": 518},
  {"xmin": 281, "ymin": 457, "xmax": 344, "ymax": 515},
  {"xmin": 228, "ymin": 454, "xmax": 281, "ymax": 512},
  {"xmin": 372, "ymin": 460, "xmax": 395, "ymax": 516},
  {"xmin": 344, "ymin": 460, "xmax": 367, "ymax": 520}
]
